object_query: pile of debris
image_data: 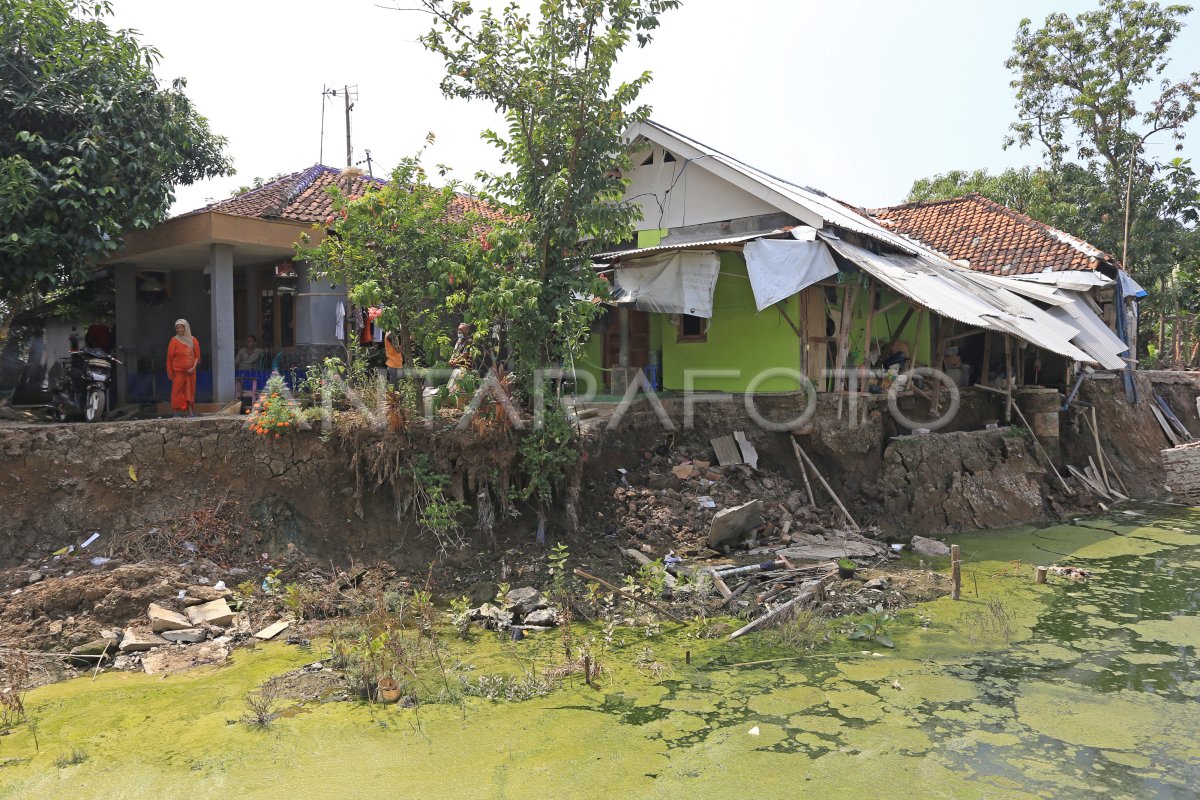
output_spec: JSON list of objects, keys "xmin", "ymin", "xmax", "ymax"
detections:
[
  {"xmin": 68, "ymin": 586, "xmax": 292, "ymax": 676},
  {"xmin": 609, "ymin": 437, "xmax": 885, "ymax": 561},
  {"xmin": 468, "ymin": 587, "xmax": 560, "ymax": 634}
]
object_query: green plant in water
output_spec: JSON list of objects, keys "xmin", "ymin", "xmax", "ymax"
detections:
[
  {"xmin": 448, "ymin": 595, "xmax": 473, "ymax": 638},
  {"xmin": 636, "ymin": 559, "xmax": 668, "ymax": 598},
  {"xmin": 53, "ymin": 748, "xmax": 88, "ymax": 768},
  {"xmin": 848, "ymin": 604, "xmax": 895, "ymax": 648},
  {"xmin": 547, "ymin": 542, "xmax": 571, "ymax": 601}
]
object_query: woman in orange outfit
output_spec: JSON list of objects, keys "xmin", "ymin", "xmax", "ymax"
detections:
[{"xmin": 166, "ymin": 319, "xmax": 200, "ymax": 416}]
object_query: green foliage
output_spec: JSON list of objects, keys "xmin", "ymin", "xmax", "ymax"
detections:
[
  {"xmin": 249, "ymin": 374, "xmax": 301, "ymax": 437},
  {"xmin": 518, "ymin": 407, "xmax": 579, "ymax": 510},
  {"xmin": 848, "ymin": 604, "xmax": 895, "ymax": 649},
  {"xmin": 282, "ymin": 583, "xmax": 318, "ymax": 620},
  {"xmin": 547, "ymin": 542, "xmax": 572, "ymax": 600},
  {"xmin": 636, "ymin": 558, "xmax": 668, "ymax": 598},
  {"xmin": 0, "ymin": 0, "xmax": 231, "ymax": 315},
  {"xmin": 1004, "ymin": 0, "xmax": 1200, "ymax": 276},
  {"xmin": 771, "ymin": 610, "xmax": 828, "ymax": 651},
  {"xmin": 407, "ymin": 454, "xmax": 470, "ymax": 551},
  {"xmin": 419, "ymin": 0, "xmax": 680, "ymax": 379},
  {"xmin": 53, "ymin": 748, "xmax": 88, "ymax": 768},
  {"xmin": 297, "ymin": 151, "xmax": 489, "ymax": 377},
  {"xmin": 837, "ymin": 558, "xmax": 857, "ymax": 571},
  {"xmin": 448, "ymin": 595, "xmax": 473, "ymax": 637}
]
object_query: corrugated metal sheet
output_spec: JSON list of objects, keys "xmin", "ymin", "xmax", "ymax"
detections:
[
  {"xmin": 594, "ymin": 230, "xmax": 788, "ymax": 263},
  {"xmin": 821, "ymin": 235, "xmax": 1093, "ymax": 363},
  {"xmin": 1045, "ymin": 291, "xmax": 1129, "ymax": 370}
]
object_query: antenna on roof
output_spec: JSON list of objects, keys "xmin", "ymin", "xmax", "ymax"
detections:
[
  {"xmin": 355, "ymin": 149, "xmax": 375, "ymax": 178},
  {"xmin": 320, "ymin": 85, "xmax": 359, "ymax": 167}
]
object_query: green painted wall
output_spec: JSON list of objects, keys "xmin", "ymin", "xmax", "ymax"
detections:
[
  {"xmin": 637, "ymin": 229, "xmax": 667, "ymax": 248},
  {"xmin": 661, "ymin": 252, "xmax": 803, "ymax": 392}
]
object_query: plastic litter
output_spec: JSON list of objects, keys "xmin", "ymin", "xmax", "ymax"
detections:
[
  {"xmin": 80, "ymin": 532, "xmax": 100, "ymax": 548},
  {"xmin": 182, "ymin": 541, "xmax": 198, "ymax": 552},
  {"xmin": 89, "ymin": 556, "xmax": 111, "ymax": 566},
  {"xmin": 696, "ymin": 496, "xmax": 716, "ymax": 509},
  {"xmin": 213, "ymin": 580, "xmax": 226, "ymax": 591}
]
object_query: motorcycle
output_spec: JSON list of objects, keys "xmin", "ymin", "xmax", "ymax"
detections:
[{"xmin": 50, "ymin": 348, "xmax": 121, "ymax": 422}]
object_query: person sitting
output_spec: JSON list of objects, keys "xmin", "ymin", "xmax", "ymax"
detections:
[{"xmin": 235, "ymin": 335, "xmax": 264, "ymax": 371}]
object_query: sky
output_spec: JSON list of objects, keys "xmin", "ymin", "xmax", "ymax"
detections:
[{"xmin": 105, "ymin": 0, "xmax": 1200, "ymax": 216}]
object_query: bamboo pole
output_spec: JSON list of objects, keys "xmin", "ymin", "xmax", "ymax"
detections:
[
  {"xmin": 1009, "ymin": 401, "xmax": 1073, "ymax": 494},
  {"xmin": 1089, "ymin": 406, "xmax": 1111, "ymax": 493},
  {"xmin": 1082, "ymin": 411, "xmax": 1130, "ymax": 496},
  {"xmin": 790, "ymin": 436, "xmax": 818, "ymax": 507},
  {"xmin": 950, "ymin": 544, "xmax": 961, "ymax": 600},
  {"xmin": 792, "ymin": 438, "xmax": 860, "ymax": 531},
  {"xmin": 860, "ymin": 279, "xmax": 876, "ymax": 427},
  {"xmin": 727, "ymin": 578, "xmax": 831, "ymax": 641}
]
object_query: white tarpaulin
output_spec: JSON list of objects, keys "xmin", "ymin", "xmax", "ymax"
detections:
[
  {"xmin": 612, "ymin": 250, "xmax": 721, "ymax": 318},
  {"xmin": 743, "ymin": 238, "xmax": 838, "ymax": 311}
]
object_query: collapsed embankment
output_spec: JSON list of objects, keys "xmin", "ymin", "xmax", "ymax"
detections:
[{"xmin": 0, "ymin": 370, "xmax": 1194, "ymax": 567}]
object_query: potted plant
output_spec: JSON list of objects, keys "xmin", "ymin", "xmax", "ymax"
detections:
[
  {"xmin": 376, "ymin": 676, "xmax": 403, "ymax": 703},
  {"xmin": 837, "ymin": 558, "xmax": 857, "ymax": 580}
]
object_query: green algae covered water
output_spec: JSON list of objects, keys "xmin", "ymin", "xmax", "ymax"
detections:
[{"xmin": 3, "ymin": 507, "xmax": 1200, "ymax": 799}]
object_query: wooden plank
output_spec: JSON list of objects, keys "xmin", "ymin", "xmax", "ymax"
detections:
[
  {"xmin": 1004, "ymin": 335, "xmax": 1013, "ymax": 424},
  {"xmin": 1082, "ymin": 411, "xmax": 1130, "ymax": 496},
  {"xmin": 1090, "ymin": 407, "xmax": 1111, "ymax": 493},
  {"xmin": 981, "ymin": 332, "xmax": 992, "ymax": 385},
  {"xmin": 1150, "ymin": 404, "xmax": 1183, "ymax": 447},
  {"xmin": 1155, "ymin": 394, "xmax": 1194, "ymax": 440},
  {"xmin": 884, "ymin": 306, "xmax": 915, "ymax": 353}
]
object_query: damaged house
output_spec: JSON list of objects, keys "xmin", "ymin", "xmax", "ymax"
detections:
[{"xmin": 578, "ymin": 122, "xmax": 1143, "ymax": 437}]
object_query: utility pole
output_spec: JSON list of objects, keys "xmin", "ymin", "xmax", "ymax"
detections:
[{"xmin": 319, "ymin": 85, "xmax": 358, "ymax": 167}]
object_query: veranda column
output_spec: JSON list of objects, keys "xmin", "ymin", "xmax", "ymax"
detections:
[
  {"xmin": 114, "ymin": 264, "xmax": 137, "ymax": 403},
  {"xmin": 209, "ymin": 244, "xmax": 235, "ymax": 404}
]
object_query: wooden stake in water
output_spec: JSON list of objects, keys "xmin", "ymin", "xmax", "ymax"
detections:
[{"xmin": 950, "ymin": 544, "xmax": 961, "ymax": 600}]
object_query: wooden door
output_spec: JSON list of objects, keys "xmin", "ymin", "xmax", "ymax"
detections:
[{"xmin": 602, "ymin": 309, "xmax": 650, "ymax": 370}]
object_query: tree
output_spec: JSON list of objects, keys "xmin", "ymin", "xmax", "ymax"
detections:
[
  {"xmin": 414, "ymin": 0, "xmax": 680, "ymax": 382},
  {"xmin": 1005, "ymin": 0, "xmax": 1200, "ymax": 273},
  {"xmin": 0, "ymin": 0, "xmax": 232, "ymax": 336},
  {"xmin": 297, "ymin": 153, "xmax": 491, "ymax": 378}
]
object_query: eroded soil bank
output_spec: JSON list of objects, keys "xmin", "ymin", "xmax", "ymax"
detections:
[
  {"xmin": 2, "ymin": 509, "xmax": 1199, "ymax": 798},
  {"xmin": 0, "ymin": 371, "xmax": 1193, "ymax": 571}
]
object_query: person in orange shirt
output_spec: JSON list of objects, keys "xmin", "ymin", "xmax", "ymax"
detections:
[
  {"xmin": 166, "ymin": 319, "xmax": 200, "ymax": 416},
  {"xmin": 384, "ymin": 329, "xmax": 405, "ymax": 385}
]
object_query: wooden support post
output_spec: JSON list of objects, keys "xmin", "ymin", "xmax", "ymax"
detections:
[
  {"xmin": 930, "ymin": 318, "xmax": 948, "ymax": 416},
  {"xmin": 1083, "ymin": 411, "xmax": 1129, "ymax": 496},
  {"xmin": 1035, "ymin": 566, "xmax": 1048, "ymax": 584},
  {"xmin": 904, "ymin": 308, "xmax": 925, "ymax": 386},
  {"xmin": 792, "ymin": 438, "xmax": 860, "ymax": 530},
  {"xmin": 860, "ymin": 279, "xmax": 876, "ymax": 427},
  {"xmin": 950, "ymin": 544, "xmax": 961, "ymax": 600},
  {"xmin": 790, "ymin": 436, "xmax": 818, "ymax": 507},
  {"xmin": 834, "ymin": 284, "xmax": 857, "ymax": 420},
  {"xmin": 1004, "ymin": 335, "xmax": 1013, "ymax": 424},
  {"xmin": 981, "ymin": 332, "xmax": 992, "ymax": 385}
]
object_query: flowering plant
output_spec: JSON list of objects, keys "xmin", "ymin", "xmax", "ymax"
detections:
[{"xmin": 249, "ymin": 374, "xmax": 300, "ymax": 437}]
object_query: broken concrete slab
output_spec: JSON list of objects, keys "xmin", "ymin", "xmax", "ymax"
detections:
[
  {"xmin": 253, "ymin": 620, "xmax": 291, "ymax": 640},
  {"xmin": 672, "ymin": 464, "xmax": 697, "ymax": 479},
  {"xmin": 185, "ymin": 598, "xmax": 235, "ymax": 627},
  {"xmin": 68, "ymin": 637, "xmax": 119, "ymax": 666},
  {"xmin": 182, "ymin": 585, "xmax": 233, "ymax": 605},
  {"xmin": 161, "ymin": 628, "xmax": 207, "ymax": 644},
  {"xmin": 119, "ymin": 627, "xmax": 167, "ymax": 652},
  {"xmin": 911, "ymin": 536, "xmax": 951, "ymax": 557},
  {"xmin": 148, "ymin": 603, "xmax": 192, "ymax": 633},
  {"xmin": 708, "ymin": 500, "xmax": 764, "ymax": 548}
]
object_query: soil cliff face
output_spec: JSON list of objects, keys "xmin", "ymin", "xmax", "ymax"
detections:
[{"xmin": 0, "ymin": 372, "xmax": 1195, "ymax": 567}]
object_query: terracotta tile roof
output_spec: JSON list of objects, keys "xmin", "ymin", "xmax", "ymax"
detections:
[
  {"xmin": 869, "ymin": 193, "xmax": 1118, "ymax": 275},
  {"xmin": 183, "ymin": 164, "xmax": 509, "ymax": 233}
]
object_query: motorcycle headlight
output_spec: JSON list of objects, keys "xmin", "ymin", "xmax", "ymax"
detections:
[{"xmin": 87, "ymin": 370, "xmax": 108, "ymax": 381}]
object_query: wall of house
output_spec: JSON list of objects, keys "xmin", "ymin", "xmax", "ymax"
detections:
[
  {"xmin": 294, "ymin": 261, "xmax": 346, "ymax": 347},
  {"xmin": 623, "ymin": 144, "xmax": 778, "ymax": 232},
  {"xmin": 661, "ymin": 252, "xmax": 803, "ymax": 393}
]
